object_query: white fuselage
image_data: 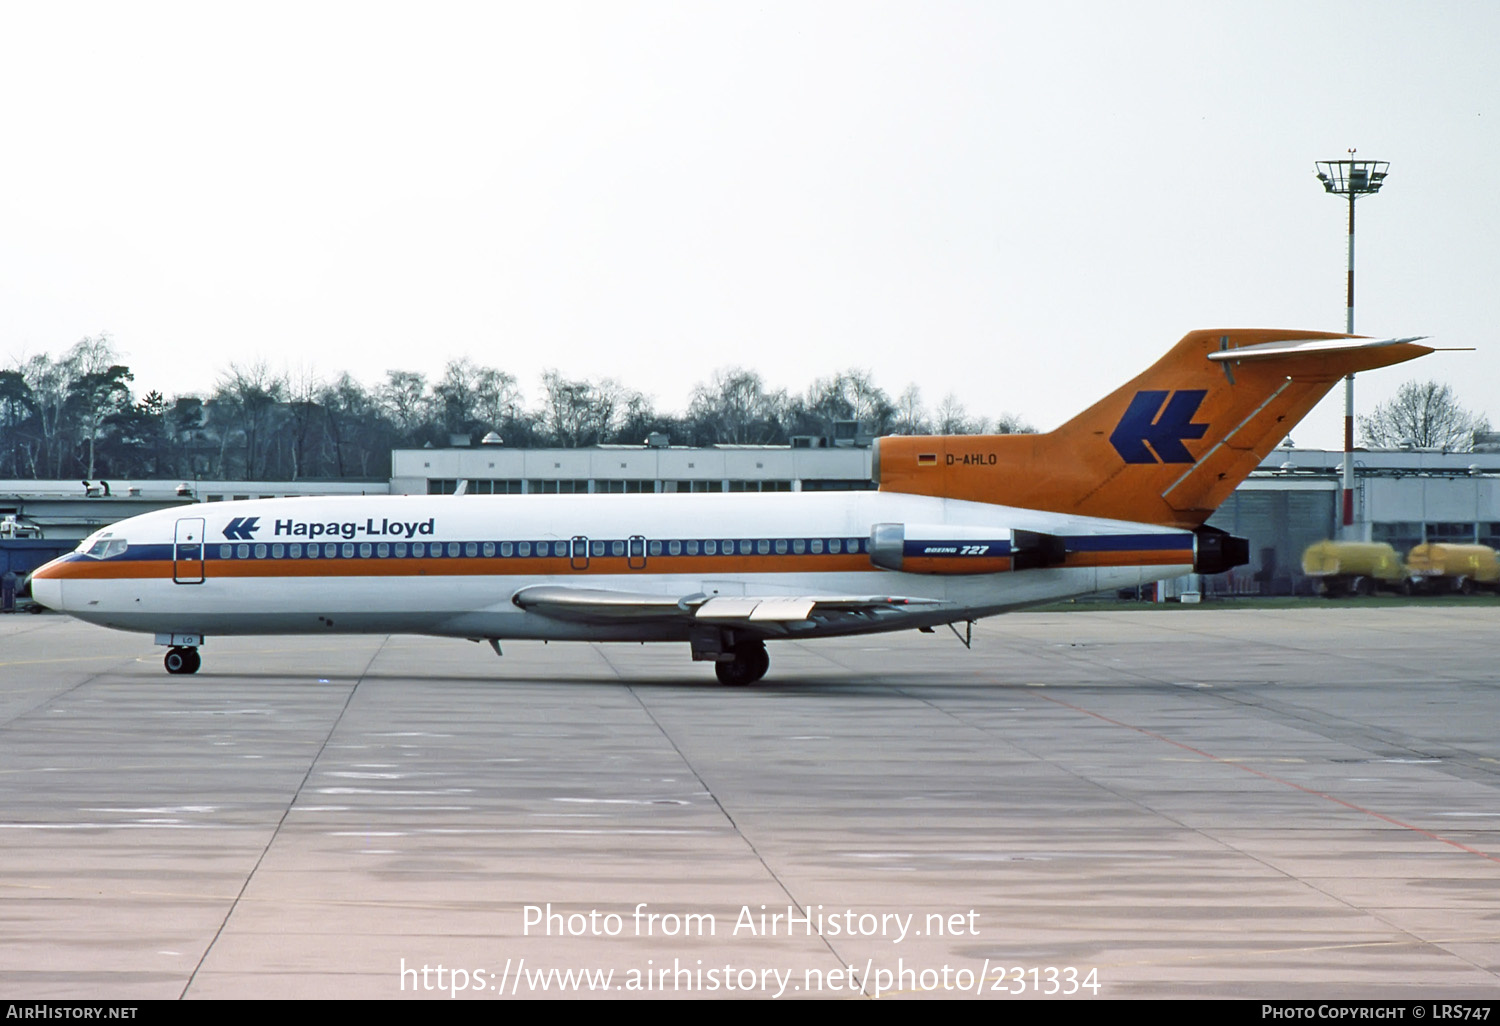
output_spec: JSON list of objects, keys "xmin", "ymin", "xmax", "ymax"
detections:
[{"xmin": 32, "ymin": 490, "xmax": 1194, "ymax": 644}]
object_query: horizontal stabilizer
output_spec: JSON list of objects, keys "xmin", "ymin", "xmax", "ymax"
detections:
[{"xmin": 1207, "ymin": 336, "xmax": 1428, "ymax": 362}]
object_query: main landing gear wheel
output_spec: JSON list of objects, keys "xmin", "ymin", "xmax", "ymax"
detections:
[
  {"xmin": 164, "ymin": 646, "xmax": 200, "ymax": 675},
  {"xmin": 715, "ymin": 641, "xmax": 769, "ymax": 686}
]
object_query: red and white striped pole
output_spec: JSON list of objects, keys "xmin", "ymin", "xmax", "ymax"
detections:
[
  {"xmin": 1315, "ymin": 150, "xmax": 1388, "ymax": 538},
  {"xmin": 1343, "ymin": 181, "xmax": 1356, "ymax": 530}
]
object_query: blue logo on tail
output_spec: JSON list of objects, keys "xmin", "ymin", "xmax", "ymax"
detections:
[{"xmin": 1109, "ymin": 390, "xmax": 1208, "ymax": 464}]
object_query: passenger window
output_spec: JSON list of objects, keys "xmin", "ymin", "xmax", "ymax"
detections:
[
  {"xmin": 811, "ymin": 539, "xmax": 824, "ymax": 554},
  {"xmin": 828, "ymin": 539, "xmax": 842, "ymax": 554},
  {"xmin": 394, "ymin": 543, "xmax": 407, "ymax": 558},
  {"xmin": 290, "ymin": 544, "xmax": 303, "ymax": 558},
  {"xmin": 591, "ymin": 541, "xmax": 605, "ymax": 557},
  {"xmin": 518, "ymin": 542, "xmax": 531, "ymax": 557},
  {"xmin": 237, "ymin": 544, "xmax": 250, "ymax": 559},
  {"xmin": 412, "ymin": 542, "xmax": 425, "ymax": 558},
  {"xmin": 464, "ymin": 542, "xmax": 477, "ymax": 557},
  {"xmin": 774, "ymin": 539, "xmax": 788, "ymax": 554},
  {"xmin": 704, "ymin": 540, "xmax": 717, "ymax": 555},
  {"xmin": 254, "ymin": 544, "xmax": 267, "ymax": 559},
  {"xmin": 792, "ymin": 539, "xmax": 805, "ymax": 554},
  {"xmin": 271, "ymin": 544, "xmax": 284, "ymax": 558},
  {"xmin": 446, "ymin": 543, "xmax": 460, "ymax": 557},
  {"xmin": 756, "ymin": 540, "xmax": 770, "ymax": 555},
  {"xmin": 649, "ymin": 541, "xmax": 662, "ymax": 556},
  {"xmin": 219, "ymin": 545, "xmax": 232, "ymax": 559},
  {"xmin": 668, "ymin": 540, "xmax": 681, "ymax": 556},
  {"xmin": 377, "ymin": 543, "xmax": 390, "ymax": 558},
  {"xmin": 611, "ymin": 540, "xmax": 625, "ymax": 557},
  {"xmin": 685, "ymin": 540, "xmax": 699, "ymax": 555},
  {"xmin": 343, "ymin": 543, "xmax": 356, "ymax": 558},
  {"xmin": 482, "ymin": 542, "xmax": 494, "ymax": 557},
  {"xmin": 739, "ymin": 540, "xmax": 752, "ymax": 555}
]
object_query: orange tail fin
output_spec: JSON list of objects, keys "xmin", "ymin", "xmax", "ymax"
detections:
[{"xmin": 876, "ymin": 329, "xmax": 1432, "ymax": 528}]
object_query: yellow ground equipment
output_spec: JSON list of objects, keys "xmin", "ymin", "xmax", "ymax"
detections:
[
  {"xmin": 1301, "ymin": 541, "xmax": 1407, "ymax": 597},
  {"xmin": 1405, "ymin": 543, "xmax": 1500, "ymax": 594}
]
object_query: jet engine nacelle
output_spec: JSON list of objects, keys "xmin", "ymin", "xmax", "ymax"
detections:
[
  {"xmin": 869, "ymin": 523, "xmax": 1067, "ymax": 575},
  {"xmin": 1192, "ymin": 527, "xmax": 1250, "ymax": 575}
]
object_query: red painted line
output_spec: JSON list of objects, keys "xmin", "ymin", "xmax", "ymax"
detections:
[{"xmin": 1038, "ymin": 694, "xmax": 1500, "ymax": 865}]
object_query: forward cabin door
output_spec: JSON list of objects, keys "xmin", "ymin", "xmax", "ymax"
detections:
[{"xmin": 173, "ymin": 518, "xmax": 206, "ymax": 584}]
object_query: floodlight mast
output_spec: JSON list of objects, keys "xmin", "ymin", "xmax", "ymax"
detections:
[{"xmin": 1315, "ymin": 150, "xmax": 1389, "ymax": 533}]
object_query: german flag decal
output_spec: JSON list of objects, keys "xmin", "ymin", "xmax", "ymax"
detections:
[{"xmin": 917, "ymin": 453, "xmax": 937, "ymax": 467}]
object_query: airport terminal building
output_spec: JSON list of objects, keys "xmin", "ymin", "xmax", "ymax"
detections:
[{"xmin": 6, "ymin": 441, "xmax": 1500, "ymax": 597}]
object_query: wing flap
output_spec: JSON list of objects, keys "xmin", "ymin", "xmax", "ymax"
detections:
[
  {"xmin": 747, "ymin": 598, "xmax": 817, "ymax": 621},
  {"xmin": 695, "ymin": 597, "xmax": 762, "ymax": 619},
  {"xmin": 512, "ymin": 584, "xmax": 939, "ymax": 627}
]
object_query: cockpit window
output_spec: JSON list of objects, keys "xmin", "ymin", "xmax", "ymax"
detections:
[{"xmin": 82, "ymin": 534, "xmax": 129, "ymax": 559}]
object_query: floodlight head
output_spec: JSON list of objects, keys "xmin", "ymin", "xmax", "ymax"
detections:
[{"xmin": 1315, "ymin": 157, "xmax": 1390, "ymax": 197}]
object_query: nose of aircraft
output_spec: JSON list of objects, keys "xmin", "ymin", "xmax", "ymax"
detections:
[{"xmin": 26, "ymin": 557, "xmax": 67, "ymax": 611}]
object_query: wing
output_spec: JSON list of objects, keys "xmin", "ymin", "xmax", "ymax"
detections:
[{"xmin": 510, "ymin": 584, "xmax": 944, "ymax": 633}]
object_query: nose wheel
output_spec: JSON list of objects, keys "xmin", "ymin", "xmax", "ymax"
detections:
[
  {"xmin": 165, "ymin": 646, "xmax": 201, "ymax": 675},
  {"xmin": 714, "ymin": 640, "xmax": 769, "ymax": 686}
]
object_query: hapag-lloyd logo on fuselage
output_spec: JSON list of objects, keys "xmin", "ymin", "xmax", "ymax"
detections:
[
  {"xmin": 276, "ymin": 517, "xmax": 435, "ymax": 541},
  {"xmin": 223, "ymin": 516, "xmax": 436, "ymax": 541}
]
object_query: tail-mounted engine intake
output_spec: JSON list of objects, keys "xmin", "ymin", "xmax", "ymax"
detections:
[
  {"xmin": 1193, "ymin": 526, "xmax": 1249, "ymax": 575},
  {"xmin": 869, "ymin": 523, "xmax": 1067, "ymax": 575}
]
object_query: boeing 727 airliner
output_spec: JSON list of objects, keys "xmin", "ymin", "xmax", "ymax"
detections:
[{"xmin": 31, "ymin": 329, "xmax": 1432, "ymax": 683}]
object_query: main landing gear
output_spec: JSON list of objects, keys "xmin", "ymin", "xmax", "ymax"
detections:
[
  {"xmin": 164, "ymin": 646, "xmax": 200, "ymax": 675},
  {"xmin": 714, "ymin": 640, "xmax": 769, "ymax": 686}
]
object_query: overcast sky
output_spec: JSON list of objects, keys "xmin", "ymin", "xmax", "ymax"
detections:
[{"xmin": 2, "ymin": 1, "xmax": 1494, "ymax": 449}]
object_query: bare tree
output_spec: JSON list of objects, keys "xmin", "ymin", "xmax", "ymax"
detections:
[
  {"xmin": 1359, "ymin": 380, "xmax": 1489, "ymax": 451},
  {"xmin": 378, "ymin": 370, "xmax": 430, "ymax": 436},
  {"xmin": 802, "ymin": 370, "xmax": 896, "ymax": 436},
  {"xmin": 6, "ymin": 334, "xmax": 128, "ymax": 477},
  {"xmin": 687, "ymin": 368, "xmax": 787, "ymax": 444},
  {"xmin": 282, "ymin": 366, "xmax": 324, "ymax": 480},
  {"xmin": 933, "ymin": 393, "xmax": 1034, "ymax": 435},
  {"xmin": 211, "ymin": 362, "xmax": 286, "ymax": 478},
  {"xmin": 538, "ymin": 372, "xmax": 635, "ymax": 447},
  {"xmin": 891, "ymin": 385, "xmax": 928, "ymax": 435},
  {"xmin": 473, "ymin": 367, "xmax": 523, "ymax": 431},
  {"xmin": 934, "ymin": 393, "xmax": 971, "ymax": 434}
]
